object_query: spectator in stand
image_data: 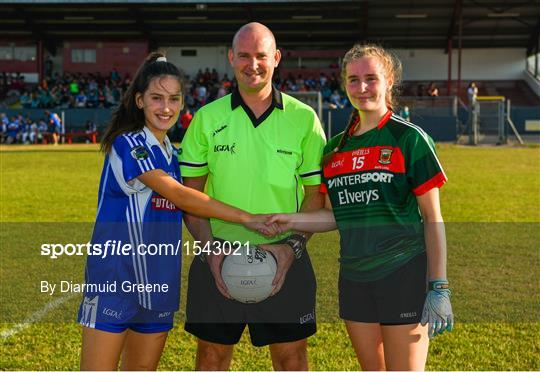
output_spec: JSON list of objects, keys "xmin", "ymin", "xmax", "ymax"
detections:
[
  {"xmin": 69, "ymin": 79, "xmax": 79, "ymax": 96},
  {"xmin": 221, "ymin": 74, "xmax": 232, "ymax": 90},
  {"xmin": 180, "ymin": 108, "xmax": 193, "ymax": 139},
  {"xmin": 37, "ymin": 119, "xmax": 48, "ymax": 143},
  {"xmin": 329, "ymin": 72, "xmax": 340, "ymax": 91},
  {"xmin": 121, "ymin": 74, "xmax": 131, "ymax": 91},
  {"xmin": 20, "ymin": 91, "xmax": 32, "ymax": 108},
  {"xmin": 41, "ymin": 89, "xmax": 54, "ymax": 108},
  {"xmin": 111, "ymin": 83, "xmax": 122, "ymax": 105},
  {"xmin": 427, "ymin": 82, "xmax": 439, "ymax": 97},
  {"xmin": 321, "ymin": 84, "xmax": 332, "ymax": 103},
  {"xmin": 4, "ymin": 66, "xmax": 352, "ymax": 112},
  {"xmin": 75, "ymin": 90, "xmax": 88, "ymax": 108},
  {"xmin": 195, "ymin": 68, "xmax": 203, "ymax": 83},
  {"xmin": 21, "ymin": 117, "xmax": 34, "ymax": 144},
  {"xmin": 87, "ymin": 78, "xmax": 97, "ymax": 92},
  {"xmin": 203, "ymin": 67, "xmax": 211, "ymax": 82},
  {"xmin": 110, "ymin": 68, "xmax": 120, "ymax": 82},
  {"xmin": 319, "ymin": 72, "xmax": 328, "ymax": 87},
  {"xmin": 104, "ymin": 82, "xmax": 115, "ymax": 107},
  {"xmin": 207, "ymin": 83, "xmax": 219, "ymax": 104},
  {"xmin": 84, "ymin": 120, "xmax": 97, "ymax": 143},
  {"xmin": 297, "ymin": 74, "xmax": 305, "ymax": 88},
  {"xmin": 400, "ymin": 105, "xmax": 411, "ymax": 121},
  {"xmin": 467, "ymin": 82, "xmax": 478, "ymax": 106},
  {"xmin": 85, "ymin": 120, "xmax": 97, "ymax": 134},
  {"xmin": 10, "ymin": 74, "xmax": 25, "ymax": 93},
  {"xmin": 58, "ymin": 86, "xmax": 72, "ymax": 108},
  {"xmin": 181, "ymin": 108, "xmax": 193, "ymax": 127},
  {"xmin": 97, "ymin": 88, "xmax": 106, "ymax": 107},
  {"xmin": 87, "ymin": 87, "xmax": 98, "ymax": 108},
  {"xmin": 6, "ymin": 115, "xmax": 20, "ymax": 144},
  {"xmin": 330, "ymin": 90, "xmax": 344, "ymax": 109},
  {"xmin": 0, "ymin": 113, "xmax": 8, "ymax": 143},
  {"xmin": 29, "ymin": 118, "xmax": 39, "ymax": 144},
  {"xmin": 30, "ymin": 92, "xmax": 40, "ymax": 108},
  {"xmin": 305, "ymin": 75, "xmax": 316, "ymax": 90},
  {"xmin": 216, "ymin": 83, "xmax": 228, "ymax": 99},
  {"xmin": 197, "ymin": 84, "xmax": 207, "ymax": 106},
  {"xmin": 211, "ymin": 68, "xmax": 219, "ymax": 84},
  {"xmin": 184, "ymin": 91, "xmax": 195, "ymax": 110}
]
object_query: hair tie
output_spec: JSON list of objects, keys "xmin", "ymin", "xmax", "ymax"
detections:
[{"xmin": 156, "ymin": 56, "xmax": 167, "ymax": 62}]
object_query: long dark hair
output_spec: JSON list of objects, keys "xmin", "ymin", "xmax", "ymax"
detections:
[
  {"xmin": 100, "ymin": 52, "xmax": 184, "ymax": 153},
  {"xmin": 321, "ymin": 44, "xmax": 402, "ymax": 168}
]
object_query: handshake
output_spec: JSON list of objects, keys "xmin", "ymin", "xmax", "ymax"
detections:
[{"xmin": 243, "ymin": 213, "xmax": 298, "ymax": 238}]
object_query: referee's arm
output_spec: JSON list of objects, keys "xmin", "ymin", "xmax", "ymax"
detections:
[{"xmin": 262, "ymin": 184, "xmax": 324, "ymax": 296}]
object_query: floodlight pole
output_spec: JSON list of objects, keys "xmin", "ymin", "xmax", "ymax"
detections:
[
  {"xmin": 37, "ymin": 39, "xmax": 43, "ymax": 86},
  {"xmin": 447, "ymin": 39, "xmax": 452, "ymax": 95},
  {"xmin": 317, "ymin": 91, "xmax": 323, "ymax": 127},
  {"xmin": 457, "ymin": 0, "xmax": 463, "ymax": 98},
  {"xmin": 327, "ymin": 110, "xmax": 332, "ymax": 139}
]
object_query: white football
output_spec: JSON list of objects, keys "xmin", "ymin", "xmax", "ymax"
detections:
[{"xmin": 221, "ymin": 245, "xmax": 277, "ymax": 304}]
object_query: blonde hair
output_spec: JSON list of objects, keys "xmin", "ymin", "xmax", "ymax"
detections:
[
  {"xmin": 341, "ymin": 43, "xmax": 402, "ymax": 110},
  {"xmin": 322, "ymin": 44, "xmax": 402, "ymax": 167}
]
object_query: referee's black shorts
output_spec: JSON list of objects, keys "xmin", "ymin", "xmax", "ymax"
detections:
[
  {"xmin": 339, "ymin": 252, "xmax": 427, "ymax": 325},
  {"xmin": 184, "ymin": 242, "xmax": 317, "ymax": 347}
]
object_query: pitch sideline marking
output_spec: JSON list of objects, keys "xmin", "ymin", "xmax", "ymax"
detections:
[{"xmin": 0, "ymin": 293, "xmax": 78, "ymax": 340}]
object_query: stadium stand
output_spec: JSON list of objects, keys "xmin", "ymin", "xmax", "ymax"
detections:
[{"xmin": 0, "ymin": 1, "xmax": 538, "ymax": 145}]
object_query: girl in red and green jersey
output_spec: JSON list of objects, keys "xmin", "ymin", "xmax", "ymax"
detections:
[{"xmin": 268, "ymin": 44, "xmax": 453, "ymax": 370}]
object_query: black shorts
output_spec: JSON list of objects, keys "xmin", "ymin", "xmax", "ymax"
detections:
[
  {"xmin": 184, "ymin": 245, "xmax": 317, "ymax": 347},
  {"xmin": 339, "ymin": 252, "xmax": 427, "ymax": 325}
]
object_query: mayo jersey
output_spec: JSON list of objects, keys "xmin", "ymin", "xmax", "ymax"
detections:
[
  {"xmin": 85, "ymin": 126, "xmax": 182, "ymax": 311},
  {"xmin": 322, "ymin": 112, "xmax": 447, "ymax": 282}
]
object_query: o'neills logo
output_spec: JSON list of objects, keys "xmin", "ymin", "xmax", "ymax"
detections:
[
  {"xmin": 212, "ymin": 125, "xmax": 228, "ymax": 137},
  {"xmin": 151, "ymin": 196, "xmax": 178, "ymax": 211}
]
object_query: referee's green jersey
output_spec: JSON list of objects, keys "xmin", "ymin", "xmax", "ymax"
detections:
[
  {"xmin": 321, "ymin": 111, "xmax": 447, "ymax": 282},
  {"xmin": 179, "ymin": 87, "xmax": 326, "ymax": 244}
]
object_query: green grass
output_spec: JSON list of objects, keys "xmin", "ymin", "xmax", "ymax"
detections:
[{"xmin": 0, "ymin": 143, "xmax": 539, "ymax": 370}]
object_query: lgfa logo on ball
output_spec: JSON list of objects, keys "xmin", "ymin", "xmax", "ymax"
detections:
[{"xmin": 221, "ymin": 245, "xmax": 277, "ymax": 304}]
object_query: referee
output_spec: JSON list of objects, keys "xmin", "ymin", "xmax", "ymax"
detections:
[{"xmin": 179, "ymin": 22, "xmax": 326, "ymax": 370}]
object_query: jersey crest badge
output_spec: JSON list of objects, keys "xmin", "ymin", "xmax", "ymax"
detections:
[
  {"xmin": 131, "ymin": 146, "xmax": 149, "ymax": 161},
  {"xmin": 378, "ymin": 148, "xmax": 393, "ymax": 164}
]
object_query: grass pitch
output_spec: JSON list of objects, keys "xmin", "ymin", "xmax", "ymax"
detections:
[{"xmin": 0, "ymin": 143, "xmax": 539, "ymax": 370}]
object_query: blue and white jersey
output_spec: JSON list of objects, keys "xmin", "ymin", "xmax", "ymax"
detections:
[
  {"xmin": 85, "ymin": 126, "xmax": 182, "ymax": 311},
  {"xmin": 7, "ymin": 120, "xmax": 20, "ymax": 138},
  {"xmin": 38, "ymin": 122, "xmax": 48, "ymax": 133},
  {"xmin": 49, "ymin": 112, "xmax": 61, "ymax": 128}
]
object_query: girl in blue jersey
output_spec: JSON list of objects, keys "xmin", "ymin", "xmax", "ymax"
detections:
[{"xmin": 78, "ymin": 52, "xmax": 273, "ymax": 370}]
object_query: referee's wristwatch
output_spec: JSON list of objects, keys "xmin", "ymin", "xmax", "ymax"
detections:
[{"xmin": 284, "ymin": 233, "xmax": 307, "ymax": 259}]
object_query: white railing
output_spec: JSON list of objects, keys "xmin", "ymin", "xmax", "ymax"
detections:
[{"xmin": 523, "ymin": 69, "xmax": 540, "ymax": 98}]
